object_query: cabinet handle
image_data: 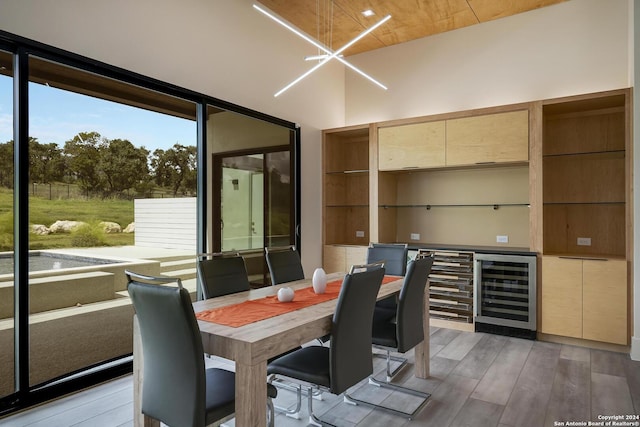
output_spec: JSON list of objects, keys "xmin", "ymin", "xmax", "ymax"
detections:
[
  {"xmin": 559, "ymin": 256, "xmax": 608, "ymax": 261},
  {"xmin": 475, "ymin": 161, "xmax": 496, "ymax": 165},
  {"xmin": 402, "ymin": 166, "xmax": 419, "ymax": 169}
]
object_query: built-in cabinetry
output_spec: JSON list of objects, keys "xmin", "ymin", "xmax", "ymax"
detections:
[
  {"xmin": 378, "ymin": 121, "xmax": 446, "ymax": 170},
  {"xmin": 323, "ymin": 125, "xmax": 370, "ymax": 249},
  {"xmin": 322, "ymin": 125, "xmax": 371, "ymax": 274},
  {"xmin": 541, "ymin": 256, "xmax": 627, "ymax": 345},
  {"xmin": 445, "ymin": 110, "xmax": 529, "ymax": 167},
  {"xmin": 322, "ymin": 244, "xmax": 367, "ymax": 274},
  {"xmin": 322, "ymin": 89, "xmax": 631, "ymax": 347},
  {"xmin": 539, "ymin": 91, "xmax": 630, "ymax": 346},
  {"xmin": 377, "ymin": 110, "xmax": 528, "ymax": 171}
]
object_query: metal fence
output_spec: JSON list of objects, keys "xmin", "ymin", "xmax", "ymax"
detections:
[{"xmin": 29, "ymin": 183, "xmax": 182, "ymax": 200}]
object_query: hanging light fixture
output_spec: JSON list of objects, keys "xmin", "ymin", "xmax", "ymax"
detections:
[{"xmin": 253, "ymin": 3, "xmax": 390, "ymax": 97}]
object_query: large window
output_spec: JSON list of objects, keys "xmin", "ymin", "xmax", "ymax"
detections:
[
  {"xmin": 0, "ymin": 33, "xmax": 299, "ymax": 416},
  {"xmin": 26, "ymin": 56, "xmax": 198, "ymax": 391}
]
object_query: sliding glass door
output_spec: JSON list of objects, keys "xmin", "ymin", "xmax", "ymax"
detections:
[
  {"xmin": 209, "ymin": 109, "xmax": 297, "ymax": 286},
  {"xmin": 0, "ymin": 48, "xmax": 14, "ymax": 401},
  {"xmin": 218, "ymin": 150, "xmax": 292, "ymax": 252}
]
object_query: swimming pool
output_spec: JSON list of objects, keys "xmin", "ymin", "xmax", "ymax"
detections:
[{"xmin": 0, "ymin": 251, "xmax": 124, "ymax": 275}]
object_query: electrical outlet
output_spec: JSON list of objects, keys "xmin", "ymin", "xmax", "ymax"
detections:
[
  {"xmin": 355, "ymin": 230, "xmax": 365, "ymax": 238},
  {"xmin": 577, "ymin": 237, "xmax": 592, "ymax": 246},
  {"xmin": 410, "ymin": 233, "xmax": 420, "ymax": 241},
  {"xmin": 496, "ymin": 235, "xmax": 509, "ymax": 243}
]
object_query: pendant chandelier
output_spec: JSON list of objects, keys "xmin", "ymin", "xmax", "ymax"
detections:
[{"xmin": 253, "ymin": 2, "xmax": 390, "ymax": 97}]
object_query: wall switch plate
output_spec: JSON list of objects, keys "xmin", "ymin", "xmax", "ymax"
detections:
[
  {"xmin": 355, "ymin": 230, "xmax": 365, "ymax": 238},
  {"xmin": 496, "ymin": 235, "xmax": 509, "ymax": 243},
  {"xmin": 577, "ymin": 237, "xmax": 592, "ymax": 246},
  {"xmin": 410, "ymin": 233, "xmax": 420, "ymax": 241}
]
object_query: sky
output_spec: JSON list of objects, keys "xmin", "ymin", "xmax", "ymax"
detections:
[{"xmin": 0, "ymin": 75, "xmax": 196, "ymax": 151}]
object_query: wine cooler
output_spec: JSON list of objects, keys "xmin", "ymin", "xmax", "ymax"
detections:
[{"xmin": 474, "ymin": 253, "xmax": 536, "ymax": 338}]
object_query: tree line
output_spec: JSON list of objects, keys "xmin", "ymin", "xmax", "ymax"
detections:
[{"xmin": 0, "ymin": 131, "xmax": 197, "ymax": 198}]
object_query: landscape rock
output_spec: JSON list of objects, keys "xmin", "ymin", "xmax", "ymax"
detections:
[
  {"xmin": 123, "ymin": 222, "xmax": 135, "ymax": 233},
  {"xmin": 30, "ymin": 224, "xmax": 50, "ymax": 235},
  {"xmin": 99, "ymin": 221, "xmax": 122, "ymax": 233},
  {"xmin": 49, "ymin": 220, "xmax": 87, "ymax": 233}
]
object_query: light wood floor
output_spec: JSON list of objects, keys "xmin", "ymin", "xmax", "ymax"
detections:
[{"xmin": 3, "ymin": 327, "xmax": 640, "ymax": 427}]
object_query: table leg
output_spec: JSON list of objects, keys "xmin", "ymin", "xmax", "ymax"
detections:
[
  {"xmin": 235, "ymin": 361, "xmax": 268, "ymax": 427},
  {"xmin": 133, "ymin": 316, "xmax": 160, "ymax": 427},
  {"xmin": 415, "ymin": 284, "xmax": 430, "ymax": 378}
]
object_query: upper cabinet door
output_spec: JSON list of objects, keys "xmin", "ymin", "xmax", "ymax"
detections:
[
  {"xmin": 378, "ymin": 121, "xmax": 445, "ymax": 170},
  {"xmin": 445, "ymin": 110, "xmax": 529, "ymax": 167}
]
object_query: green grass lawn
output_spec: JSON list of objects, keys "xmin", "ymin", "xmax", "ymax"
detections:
[{"xmin": 0, "ymin": 187, "xmax": 135, "ymax": 251}]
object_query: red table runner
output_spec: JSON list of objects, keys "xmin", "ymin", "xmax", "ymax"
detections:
[{"xmin": 196, "ymin": 275, "xmax": 400, "ymax": 327}]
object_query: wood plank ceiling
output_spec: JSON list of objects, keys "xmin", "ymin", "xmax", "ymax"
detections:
[{"xmin": 257, "ymin": 0, "xmax": 568, "ymax": 56}]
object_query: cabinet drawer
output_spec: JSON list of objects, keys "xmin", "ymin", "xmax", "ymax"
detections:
[
  {"xmin": 378, "ymin": 121, "xmax": 445, "ymax": 170},
  {"xmin": 446, "ymin": 110, "xmax": 529, "ymax": 166},
  {"xmin": 420, "ymin": 249, "xmax": 474, "ymax": 323}
]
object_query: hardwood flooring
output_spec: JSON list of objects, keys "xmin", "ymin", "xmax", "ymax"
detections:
[{"xmin": 2, "ymin": 327, "xmax": 639, "ymax": 427}]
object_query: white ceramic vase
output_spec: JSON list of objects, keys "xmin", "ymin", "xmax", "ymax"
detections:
[
  {"xmin": 277, "ymin": 287, "xmax": 295, "ymax": 302},
  {"xmin": 312, "ymin": 268, "xmax": 327, "ymax": 294}
]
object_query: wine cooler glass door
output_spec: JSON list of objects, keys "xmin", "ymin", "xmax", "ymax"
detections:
[{"xmin": 474, "ymin": 254, "xmax": 536, "ymax": 331}]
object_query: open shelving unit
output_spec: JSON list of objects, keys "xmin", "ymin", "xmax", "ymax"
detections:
[{"xmin": 540, "ymin": 90, "xmax": 630, "ymax": 346}]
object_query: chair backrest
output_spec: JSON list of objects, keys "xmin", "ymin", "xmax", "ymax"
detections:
[
  {"xmin": 366, "ymin": 243, "xmax": 408, "ymax": 276},
  {"xmin": 126, "ymin": 270, "xmax": 207, "ymax": 427},
  {"xmin": 197, "ymin": 253, "xmax": 250, "ymax": 299},
  {"xmin": 396, "ymin": 256, "xmax": 434, "ymax": 353},
  {"xmin": 265, "ymin": 246, "xmax": 305, "ymax": 285},
  {"xmin": 330, "ymin": 263, "xmax": 385, "ymax": 395}
]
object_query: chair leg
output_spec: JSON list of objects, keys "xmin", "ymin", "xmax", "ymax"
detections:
[
  {"xmin": 268, "ymin": 375, "xmax": 303, "ymax": 419},
  {"xmin": 305, "ymin": 386, "xmax": 336, "ymax": 427},
  {"xmin": 372, "ymin": 348, "xmax": 408, "ymax": 382},
  {"xmin": 345, "ymin": 349, "xmax": 431, "ymax": 419}
]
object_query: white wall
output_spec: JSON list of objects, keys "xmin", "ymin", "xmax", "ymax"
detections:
[
  {"xmin": 0, "ymin": 0, "xmax": 343, "ymax": 272},
  {"xmin": 344, "ymin": 0, "xmax": 631, "ymax": 124}
]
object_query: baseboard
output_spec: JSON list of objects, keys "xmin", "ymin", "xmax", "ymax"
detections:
[{"xmin": 537, "ymin": 332, "xmax": 630, "ymax": 354}]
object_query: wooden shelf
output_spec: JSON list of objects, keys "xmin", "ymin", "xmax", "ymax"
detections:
[
  {"xmin": 323, "ymin": 125, "xmax": 370, "ymax": 249},
  {"xmin": 325, "ymin": 169, "xmax": 369, "ymax": 175},
  {"xmin": 380, "ymin": 203, "xmax": 529, "ymax": 209},
  {"xmin": 542, "ymin": 92, "xmax": 627, "ymax": 258}
]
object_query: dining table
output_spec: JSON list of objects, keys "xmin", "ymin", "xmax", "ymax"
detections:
[{"xmin": 132, "ymin": 271, "xmax": 430, "ymax": 427}]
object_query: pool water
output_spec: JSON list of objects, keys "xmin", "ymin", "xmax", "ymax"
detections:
[{"xmin": 0, "ymin": 252, "xmax": 121, "ymax": 275}]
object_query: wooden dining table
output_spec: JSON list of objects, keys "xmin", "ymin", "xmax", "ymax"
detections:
[{"xmin": 133, "ymin": 272, "xmax": 430, "ymax": 427}]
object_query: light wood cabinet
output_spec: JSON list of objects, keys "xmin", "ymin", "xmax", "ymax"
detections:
[
  {"xmin": 446, "ymin": 110, "xmax": 529, "ymax": 166},
  {"xmin": 582, "ymin": 259, "xmax": 627, "ymax": 344},
  {"xmin": 541, "ymin": 256, "xmax": 627, "ymax": 345},
  {"xmin": 323, "ymin": 245, "xmax": 367, "ymax": 273},
  {"xmin": 540, "ymin": 256, "xmax": 583, "ymax": 338},
  {"xmin": 378, "ymin": 121, "xmax": 445, "ymax": 170}
]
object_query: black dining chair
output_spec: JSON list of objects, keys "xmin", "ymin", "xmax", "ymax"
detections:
[
  {"xmin": 265, "ymin": 245, "xmax": 305, "ymax": 285},
  {"xmin": 267, "ymin": 262, "xmax": 385, "ymax": 426},
  {"xmin": 126, "ymin": 270, "xmax": 277, "ymax": 427},
  {"xmin": 196, "ymin": 252, "xmax": 250, "ymax": 299},
  {"xmin": 367, "ymin": 243, "xmax": 408, "ymax": 316},
  {"xmin": 346, "ymin": 255, "xmax": 434, "ymax": 419}
]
